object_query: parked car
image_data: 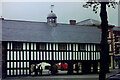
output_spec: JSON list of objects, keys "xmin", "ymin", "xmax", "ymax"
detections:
[{"xmin": 106, "ymin": 73, "xmax": 120, "ymax": 80}]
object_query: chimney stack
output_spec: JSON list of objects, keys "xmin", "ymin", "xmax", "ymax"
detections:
[{"xmin": 70, "ymin": 20, "xmax": 76, "ymax": 25}]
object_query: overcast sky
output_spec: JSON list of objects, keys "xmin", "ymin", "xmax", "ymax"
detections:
[{"xmin": 1, "ymin": 2, "xmax": 119, "ymax": 26}]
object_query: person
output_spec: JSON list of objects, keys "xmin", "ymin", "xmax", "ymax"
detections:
[
  {"xmin": 75, "ymin": 63, "xmax": 79, "ymax": 74},
  {"xmin": 38, "ymin": 65, "xmax": 43, "ymax": 75},
  {"xmin": 31, "ymin": 64, "xmax": 35, "ymax": 73},
  {"xmin": 51, "ymin": 64, "xmax": 58, "ymax": 75},
  {"xmin": 35, "ymin": 64, "xmax": 39, "ymax": 76}
]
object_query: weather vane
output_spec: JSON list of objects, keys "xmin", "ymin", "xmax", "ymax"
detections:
[{"xmin": 51, "ymin": 5, "xmax": 54, "ymax": 13}]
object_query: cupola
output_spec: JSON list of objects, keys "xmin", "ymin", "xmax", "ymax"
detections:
[{"xmin": 47, "ymin": 5, "xmax": 57, "ymax": 27}]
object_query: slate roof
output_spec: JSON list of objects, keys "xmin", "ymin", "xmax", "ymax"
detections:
[
  {"xmin": 2, "ymin": 19, "xmax": 101, "ymax": 43},
  {"xmin": 77, "ymin": 19, "xmax": 101, "ymax": 26}
]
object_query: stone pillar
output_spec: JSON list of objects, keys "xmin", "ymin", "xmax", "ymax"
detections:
[{"xmin": 93, "ymin": 61, "xmax": 98, "ymax": 73}]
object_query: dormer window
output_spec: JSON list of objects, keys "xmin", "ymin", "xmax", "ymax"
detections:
[
  {"xmin": 79, "ymin": 44, "xmax": 86, "ymax": 51},
  {"xmin": 37, "ymin": 43, "xmax": 46, "ymax": 50},
  {"xmin": 13, "ymin": 42, "xmax": 22, "ymax": 50},
  {"xmin": 59, "ymin": 44, "xmax": 67, "ymax": 51}
]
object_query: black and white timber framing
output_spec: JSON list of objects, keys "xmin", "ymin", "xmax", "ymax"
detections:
[
  {"xmin": 1, "ymin": 13, "xmax": 101, "ymax": 77},
  {"xmin": 4, "ymin": 42, "xmax": 100, "ymax": 76}
]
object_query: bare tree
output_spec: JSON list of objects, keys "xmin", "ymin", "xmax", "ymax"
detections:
[{"xmin": 83, "ymin": 1, "xmax": 118, "ymax": 80}]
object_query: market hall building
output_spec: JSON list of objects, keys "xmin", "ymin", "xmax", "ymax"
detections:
[{"xmin": 1, "ymin": 11, "xmax": 101, "ymax": 78}]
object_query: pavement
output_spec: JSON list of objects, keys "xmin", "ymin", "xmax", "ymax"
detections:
[{"xmin": 1, "ymin": 69, "xmax": 120, "ymax": 80}]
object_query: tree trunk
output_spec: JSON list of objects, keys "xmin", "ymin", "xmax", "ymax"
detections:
[{"xmin": 99, "ymin": 2, "xmax": 109, "ymax": 80}]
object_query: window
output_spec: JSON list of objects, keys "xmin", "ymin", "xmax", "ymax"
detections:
[
  {"xmin": 59, "ymin": 44, "xmax": 67, "ymax": 51},
  {"xmin": 37, "ymin": 43, "xmax": 46, "ymax": 50},
  {"xmin": 13, "ymin": 42, "xmax": 22, "ymax": 50},
  {"xmin": 96, "ymin": 45, "xmax": 101, "ymax": 51},
  {"xmin": 79, "ymin": 44, "xmax": 86, "ymax": 51}
]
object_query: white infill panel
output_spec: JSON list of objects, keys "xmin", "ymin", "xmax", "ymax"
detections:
[
  {"xmin": 54, "ymin": 52, "xmax": 55, "ymax": 60},
  {"xmin": 7, "ymin": 70, "xmax": 9, "ymax": 75},
  {"xmin": 11, "ymin": 70, "xmax": 13, "ymax": 75},
  {"xmin": 17, "ymin": 70, "xmax": 19, "ymax": 75},
  {"xmin": 27, "ymin": 51, "xmax": 29, "ymax": 60},
  {"xmin": 14, "ymin": 51, "xmax": 16, "ymax": 60},
  {"xmin": 56, "ymin": 44, "xmax": 58, "ymax": 50},
  {"xmin": 46, "ymin": 43, "xmax": 48, "ymax": 50},
  {"xmin": 14, "ymin": 62, "xmax": 16, "ymax": 68},
  {"xmin": 91, "ymin": 45, "xmax": 93, "ymax": 51},
  {"xmin": 94, "ymin": 52, "xmax": 96, "ymax": 60},
  {"xmin": 44, "ymin": 51, "xmax": 46, "ymax": 60},
  {"xmin": 73, "ymin": 44, "xmax": 75, "ymax": 51},
  {"xmin": 7, "ymin": 62, "xmax": 9, "ymax": 68},
  {"xmin": 76, "ymin": 44, "xmax": 78, "ymax": 51},
  {"xmin": 27, "ymin": 43, "xmax": 29, "ymax": 50},
  {"xmin": 50, "ymin": 52, "xmax": 52, "ymax": 60},
  {"xmin": 67, "ymin": 52, "xmax": 69, "ymax": 60},
  {"xmin": 27, "ymin": 70, "xmax": 29, "ymax": 75},
  {"xmin": 56, "ymin": 52, "xmax": 58, "ymax": 60},
  {"xmin": 21, "ymin": 51, "xmax": 23, "ymax": 60},
  {"xmin": 31, "ymin": 52, "xmax": 33, "ymax": 60},
  {"xmin": 80, "ymin": 52, "xmax": 83, "ymax": 60},
  {"xmin": 40, "ymin": 52, "xmax": 42, "ymax": 60},
  {"xmin": 17, "ymin": 62, "xmax": 19, "ymax": 68},
  {"xmin": 21, "ymin": 62, "xmax": 23, "ymax": 68},
  {"xmin": 70, "ymin": 44, "xmax": 71, "ymax": 50},
  {"xmin": 34, "ymin": 51, "xmax": 36, "ymax": 60},
  {"xmin": 53, "ymin": 44, "xmax": 55, "ymax": 50},
  {"xmin": 76, "ymin": 52, "xmax": 78, "ymax": 60},
  {"xmin": 23, "ymin": 43, "xmax": 26, "ymax": 50},
  {"xmin": 37, "ymin": 51, "xmax": 39, "ymax": 60},
  {"xmin": 11, "ymin": 62, "xmax": 13, "ymax": 68},
  {"xmin": 27, "ymin": 62, "xmax": 29, "ymax": 68},
  {"xmin": 86, "ymin": 52, "xmax": 87, "ymax": 60},
  {"xmin": 11, "ymin": 42, "xmax": 12, "ymax": 50},
  {"xmin": 11, "ymin": 51, "xmax": 13, "ymax": 60},
  {"xmin": 83, "ymin": 52, "xmax": 85, "ymax": 60},
  {"xmin": 73, "ymin": 52, "xmax": 75, "ymax": 60},
  {"xmin": 7, "ymin": 51, "xmax": 9, "ymax": 60},
  {"xmin": 62, "ymin": 52, "xmax": 63, "ymax": 60},
  {"xmin": 50, "ymin": 44, "xmax": 52, "ymax": 50},
  {"xmin": 31, "ymin": 43, "xmax": 33, "ymax": 50},
  {"xmin": 34, "ymin": 43, "xmax": 36, "ymax": 50},
  {"xmin": 59, "ymin": 52, "xmax": 61, "ymax": 60},
  {"xmin": 67, "ymin": 44, "xmax": 69, "ymax": 50},
  {"xmin": 14, "ymin": 69, "xmax": 16, "ymax": 75},
  {"xmin": 24, "ymin": 62, "xmax": 26, "ymax": 68},
  {"xmin": 64, "ymin": 52, "xmax": 66, "ymax": 60},
  {"xmin": 88, "ymin": 45, "xmax": 90, "ymax": 51},
  {"xmin": 78, "ymin": 52, "xmax": 80, "ymax": 60},
  {"xmin": 17, "ymin": 51, "xmax": 19, "ymax": 60},
  {"xmin": 24, "ymin": 51, "xmax": 26, "ymax": 60}
]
